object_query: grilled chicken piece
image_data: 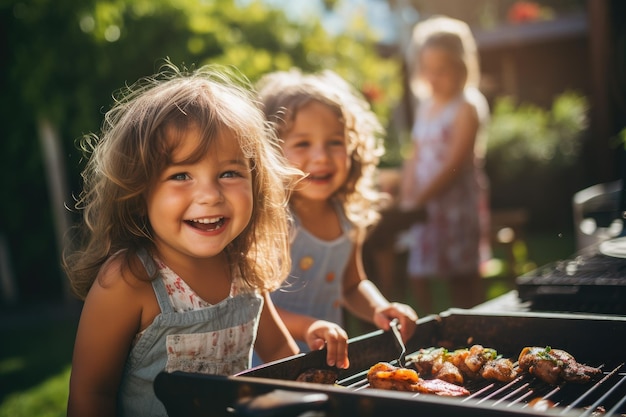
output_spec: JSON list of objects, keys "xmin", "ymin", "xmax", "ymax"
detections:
[
  {"xmin": 481, "ymin": 358, "xmax": 518, "ymax": 383},
  {"xmin": 367, "ymin": 362, "xmax": 470, "ymax": 396},
  {"xmin": 408, "ymin": 347, "xmax": 465, "ymax": 384},
  {"xmin": 464, "ymin": 344, "xmax": 497, "ymax": 373},
  {"xmin": 433, "ymin": 360, "xmax": 465, "ymax": 385},
  {"xmin": 447, "ymin": 348, "xmax": 481, "ymax": 380},
  {"xmin": 367, "ymin": 362, "xmax": 420, "ymax": 391},
  {"xmin": 412, "ymin": 345, "xmax": 517, "ymax": 384},
  {"xmin": 518, "ymin": 346, "xmax": 602, "ymax": 385},
  {"xmin": 409, "ymin": 347, "xmax": 446, "ymax": 376}
]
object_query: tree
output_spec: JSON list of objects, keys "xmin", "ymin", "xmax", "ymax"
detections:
[{"xmin": 0, "ymin": 0, "xmax": 402, "ymax": 303}]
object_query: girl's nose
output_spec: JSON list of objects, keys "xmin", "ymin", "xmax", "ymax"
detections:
[
  {"xmin": 196, "ymin": 180, "xmax": 223, "ymax": 204},
  {"xmin": 311, "ymin": 144, "xmax": 330, "ymax": 163}
]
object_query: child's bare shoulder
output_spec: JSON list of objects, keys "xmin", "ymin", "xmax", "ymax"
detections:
[
  {"xmin": 91, "ymin": 252, "xmax": 153, "ymax": 300},
  {"xmin": 456, "ymin": 99, "xmax": 479, "ymax": 122},
  {"xmin": 463, "ymin": 88, "xmax": 489, "ymax": 117},
  {"xmin": 85, "ymin": 252, "xmax": 160, "ymax": 332}
]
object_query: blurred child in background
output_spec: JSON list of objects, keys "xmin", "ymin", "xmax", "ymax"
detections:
[{"xmin": 400, "ymin": 16, "xmax": 491, "ymax": 315}]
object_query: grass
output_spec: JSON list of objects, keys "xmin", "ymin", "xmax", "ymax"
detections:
[
  {"xmin": 0, "ymin": 367, "xmax": 71, "ymax": 417},
  {"xmin": 0, "ymin": 231, "xmax": 576, "ymax": 417},
  {"xmin": 0, "ymin": 308, "xmax": 78, "ymax": 417}
]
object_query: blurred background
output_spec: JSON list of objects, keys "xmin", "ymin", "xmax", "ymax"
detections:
[{"xmin": 0, "ymin": 0, "xmax": 624, "ymax": 415}]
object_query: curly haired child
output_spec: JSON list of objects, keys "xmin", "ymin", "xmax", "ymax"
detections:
[
  {"xmin": 64, "ymin": 63, "xmax": 309, "ymax": 417},
  {"xmin": 256, "ymin": 69, "xmax": 418, "ymax": 367}
]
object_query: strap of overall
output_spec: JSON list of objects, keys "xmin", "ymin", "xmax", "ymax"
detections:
[
  {"xmin": 334, "ymin": 199, "xmax": 352, "ymax": 232},
  {"xmin": 292, "ymin": 199, "xmax": 351, "ymax": 232},
  {"xmin": 136, "ymin": 248, "xmax": 174, "ymax": 314}
]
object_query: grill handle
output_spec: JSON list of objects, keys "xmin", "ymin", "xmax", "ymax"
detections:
[{"xmin": 232, "ymin": 389, "xmax": 329, "ymax": 417}]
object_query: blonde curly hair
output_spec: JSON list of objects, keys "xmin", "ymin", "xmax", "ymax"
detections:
[
  {"xmin": 256, "ymin": 68, "xmax": 386, "ymax": 229},
  {"xmin": 64, "ymin": 62, "xmax": 300, "ymax": 299}
]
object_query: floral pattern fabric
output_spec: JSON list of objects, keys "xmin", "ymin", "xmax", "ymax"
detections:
[
  {"xmin": 407, "ymin": 91, "xmax": 490, "ymax": 278},
  {"xmin": 152, "ymin": 259, "xmax": 254, "ymax": 375}
]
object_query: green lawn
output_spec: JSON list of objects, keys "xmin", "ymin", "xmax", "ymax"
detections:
[
  {"xmin": 0, "ymin": 231, "xmax": 577, "ymax": 417},
  {"xmin": 0, "ymin": 311, "xmax": 78, "ymax": 417}
]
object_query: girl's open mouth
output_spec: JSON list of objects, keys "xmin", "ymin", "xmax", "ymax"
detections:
[
  {"xmin": 308, "ymin": 173, "xmax": 332, "ymax": 181},
  {"xmin": 186, "ymin": 217, "xmax": 225, "ymax": 232}
]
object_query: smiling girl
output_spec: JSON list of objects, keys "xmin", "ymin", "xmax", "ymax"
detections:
[
  {"xmin": 256, "ymin": 69, "xmax": 418, "ymax": 369},
  {"xmin": 63, "ymin": 63, "xmax": 303, "ymax": 417}
]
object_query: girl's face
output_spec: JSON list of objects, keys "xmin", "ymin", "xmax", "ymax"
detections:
[
  {"xmin": 146, "ymin": 126, "xmax": 253, "ymax": 265},
  {"xmin": 418, "ymin": 46, "xmax": 465, "ymax": 100},
  {"xmin": 281, "ymin": 101, "xmax": 350, "ymax": 202}
]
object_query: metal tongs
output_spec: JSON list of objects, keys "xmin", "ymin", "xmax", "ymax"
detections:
[{"xmin": 389, "ymin": 318, "xmax": 406, "ymax": 368}]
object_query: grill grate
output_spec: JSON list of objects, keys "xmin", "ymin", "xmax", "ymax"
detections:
[{"xmin": 334, "ymin": 359, "xmax": 626, "ymax": 416}]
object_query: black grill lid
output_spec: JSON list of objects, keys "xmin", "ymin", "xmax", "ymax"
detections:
[{"xmin": 516, "ymin": 239, "xmax": 626, "ymax": 315}]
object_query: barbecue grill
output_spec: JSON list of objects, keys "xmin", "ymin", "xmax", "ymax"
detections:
[
  {"xmin": 154, "ymin": 309, "xmax": 626, "ymax": 416},
  {"xmin": 516, "ymin": 237, "xmax": 626, "ymax": 315}
]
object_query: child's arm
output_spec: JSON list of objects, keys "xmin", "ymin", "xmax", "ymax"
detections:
[
  {"xmin": 254, "ymin": 292, "xmax": 300, "ymax": 363},
  {"xmin": 67, "ymin": 260, "xmax": 151, "ymax": 417},
  {"xmin": 274, "ymin": 306, "xmax": 350, "ymax": 369},
  {"xmin": 406, "ymin": 101, "xmax": 479, "ymax": 207},
  {"xmin": 399, "ymin": 142, "xmax": 419, "ymax": 208},
  {"xmin": 342, "ymin": 235, "xmax": 418, "ymax": 342}
]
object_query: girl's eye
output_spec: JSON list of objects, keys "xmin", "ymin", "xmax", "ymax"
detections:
[
  {"xmin": 169, "ymin": 172, "xmax": 189, "ymax": 181},
  {"xmin": 293, "ymin": 141, "xmax": 309, "ymax": 148},
  {"xmin": 329, "ymin": 138, "xmax": 346, "ymax": 147},
  {"xmin": 220, "ymin": 170, "xmax": 242, "ymax": 179}
]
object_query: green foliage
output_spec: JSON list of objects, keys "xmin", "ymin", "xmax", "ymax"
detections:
[
  {"xmin": 485, "ymin": 91, "xmax": 590, "ymax": 230},
  {"xmin": 612, "ymin": 127, "xmax": 626, "ymax": 150},
  {"xmin": 0, "ymin": 0, "xmax": 402, "ymax": 302},
  {"xmin": 0, "ymin": 366, "xmax": 70, "ymax": 417},
  {"xmin": 487, "ymin": 91, "xmax": 589, "ymax": 179},
  {"xmin": 0, "ymin": 313, "xmax": 77, "ymax": 416}
]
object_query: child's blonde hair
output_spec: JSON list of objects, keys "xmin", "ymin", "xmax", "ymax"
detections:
[
  {"xmin": 64, "ymin": 62, "xmax": 299, "ymax": 299},
  {"xmin": 256, "ymin": 69, "xmax": 385, "ymax": 228},
  {"xmin": 406, "ymin": 15, "xmax": 480, "ymax": 99}
]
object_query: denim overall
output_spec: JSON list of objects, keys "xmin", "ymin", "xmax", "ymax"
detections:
[
  {"xmin": 117, "ymin": 250, "xmax": 263, "ymax": 417},
  {"xmin": 270, "ymin": 203, "xmax": 354, "ymax": 352}
]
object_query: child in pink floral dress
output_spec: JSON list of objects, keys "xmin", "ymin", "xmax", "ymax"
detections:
[{"xmin": 400, "ymin": 16, "xmax": 491, "ymax": 315}]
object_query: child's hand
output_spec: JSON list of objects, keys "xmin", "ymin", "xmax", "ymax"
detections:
[
  {"xmin": 373, "ymin": 302, "xmax": 418, "ymax": 343},
  {"xmin": 304, "ymin": 320, "xmax": 350, "ymax": 369}
]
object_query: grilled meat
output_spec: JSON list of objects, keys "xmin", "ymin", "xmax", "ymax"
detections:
[
  {"xmin": 408, "ymin": 345, "xmax": 518, "ymax": 384},
  {"xmin": 409, "ymin": 347, "xmax": 465, "ymax": 385},
  {"xmin": 367, "ymin": 362, "xmax": 470, "ymax": 396},
  {"xmin": 367, "ymin": 362, "xmax": 420, "ymax": 391},
  {"xmin": 433, "ymin": 360, "xmax": 465, "ymax": 385},
  {"xmin": 464, "ymin": 344, "xmax": 497, "ymax": 373},
  {"xmin": 412, "ymin": 378, "xmax": 471, "ymax": 397},
  {"xmin": 447, "ymin": 348, "xmax": 480, "ymax": 380},
  {"xmin": 518, "ymin": 346, "xmax": 602, "ymax": 385},
  {"xmin": 410, "ymin": 347, "xmax": 446, "ymax": 376},
  {"xmin": 481, "ymin": 357, "xmax": 518, "ymax": 382}
]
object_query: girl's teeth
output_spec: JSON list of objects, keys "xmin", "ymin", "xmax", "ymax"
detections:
[{"xmin": 191, "ymin": 217, "xmax": 221, "ymax": 224}]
